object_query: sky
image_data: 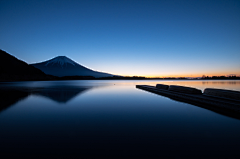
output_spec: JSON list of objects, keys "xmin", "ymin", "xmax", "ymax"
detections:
[{"xmin": 0, "ymin": 0, "xmax": 239, "ymax": 77}]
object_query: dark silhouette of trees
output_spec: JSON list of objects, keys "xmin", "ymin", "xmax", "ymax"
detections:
[{"xmin": 201, "ymin": 75, "xmax": 240, "ymax": 79}]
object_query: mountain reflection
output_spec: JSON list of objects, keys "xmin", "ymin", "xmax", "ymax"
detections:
[
  {"xmin": 0, "ymin": 89, "xmax": 29, "ymax": 113},
  {"xmin": 0, "ymin": 85, "xmax": 93, "ymax": 112},
  {"xmin": 32, "ymin": 86, "xmax": 91, "ymax": 103}
]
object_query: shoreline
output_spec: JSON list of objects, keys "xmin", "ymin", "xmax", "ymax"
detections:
[{"xmin": 1, "ymin": 78, "xmax": 240, "ymax": 82}]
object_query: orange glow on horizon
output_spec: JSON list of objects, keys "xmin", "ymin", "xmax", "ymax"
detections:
[{"xmin": 119, "ymin": 73, "xmax": 240, "ymax": 78}]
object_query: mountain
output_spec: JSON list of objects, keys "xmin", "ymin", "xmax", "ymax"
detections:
[
  {"xmin": 30, "ymin": 56, "xmax": 113, "ymax": 77},
  {"xmin": 0, "ymin": 49, "xmax": 54, "ymax": 81}
]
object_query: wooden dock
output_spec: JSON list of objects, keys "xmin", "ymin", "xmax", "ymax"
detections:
[{"xmin": 136, "ymin": 85, "xmax": 240, "ymax": 119}]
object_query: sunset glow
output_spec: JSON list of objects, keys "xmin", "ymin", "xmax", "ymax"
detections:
[{"xmin": 0, "ymin": 0, "xmax": 239, "ymax": 77}]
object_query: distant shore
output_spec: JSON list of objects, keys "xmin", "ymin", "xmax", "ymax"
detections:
[{"xmin": 0, "ymin": 75, "xmax": 240, "ymax": 82}]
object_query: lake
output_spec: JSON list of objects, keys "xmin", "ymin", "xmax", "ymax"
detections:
[{"xmin": 0, "ymin": 80, "xmax": 240, "ymax": 158}]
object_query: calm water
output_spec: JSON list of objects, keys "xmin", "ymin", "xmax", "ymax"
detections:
[{"xmin": 0, "ymin": 80, "xmax": 240, "ymax": 158}]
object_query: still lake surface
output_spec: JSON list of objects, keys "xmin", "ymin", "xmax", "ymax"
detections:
[{"xmin": 0, "ymin": 80, "xmax": 240, "ymax": 158}]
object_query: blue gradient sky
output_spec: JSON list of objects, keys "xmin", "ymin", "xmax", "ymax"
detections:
[{"xmin": 0, "ymin": 0, "xmax": 239, "ymax": 77}]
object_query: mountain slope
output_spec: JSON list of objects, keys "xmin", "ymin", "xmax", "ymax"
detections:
[
  {"xmin": 0, "ymin": 49, "xmax": 53, "ymax": 81},
  {"xmin": 30, "ymin": 56, "xmax": 113, "ymax": 77},
  {"xmin": 0, "ymin": 49, "xmax": 45, "ymax": 75}
]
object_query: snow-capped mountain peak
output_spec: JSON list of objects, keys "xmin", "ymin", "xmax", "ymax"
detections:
[
  {"xmin": 31, "ymin": 55, "xmax": 114, "ymax": 77},
  {"xmin": 45, "ymin": 56, "xmax": 78, "ymax": 66}
]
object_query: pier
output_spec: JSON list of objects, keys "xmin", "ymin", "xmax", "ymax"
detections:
[{"xmin": 136, "ymin": 84, "xmax": 240, "ymax": 118}]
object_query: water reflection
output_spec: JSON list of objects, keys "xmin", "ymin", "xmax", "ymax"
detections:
[
  {"xmin": 202, "ymin": 81, "xmax": 240, "ymax": 85},
  {"xmin": 0, "ymin": 80, "xmax": 240, "ymax": 158},
  {"xmin": 0, "ymin": 89, "xmax": 29, "ymax": 113},
  {"xmin": 0, "ymin": 85, "xmax": 93, "ymax": 112},
  {"xmin": 32, "ymin": 86, "xmax": 92, "ymax": 103}
]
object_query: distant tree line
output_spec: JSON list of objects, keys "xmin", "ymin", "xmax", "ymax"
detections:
[
  {"xmin": 35, "ymin": 75, "xmax": 240, "ymax": 80},
  {"xmin": 202, "ymin": 75, "xmax": 240, "ymax": 79},
  {"xmin": 56, "ymin": 76, "xmax": 147, "ymax": 80},
  {"xmin": 99, "ymin": 76, "xmax": 146, "ymax": 80}
]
